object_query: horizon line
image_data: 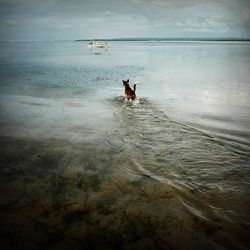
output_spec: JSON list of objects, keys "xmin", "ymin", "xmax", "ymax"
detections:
[{"xmin": 1, "ymin": 37, "xmax": 250, "ymax": 43}]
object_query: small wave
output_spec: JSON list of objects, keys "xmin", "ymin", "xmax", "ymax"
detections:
[
  {"xmin": 179, "ymin": 198, "xmax": 211, "ymax": 221},
  {"xmin": 113, "ymin": 95, "xmax": 150, "ymax": 106},
  {"xmin": 18, "ymin": 100, "xmax": 50, "ymax": 107}
]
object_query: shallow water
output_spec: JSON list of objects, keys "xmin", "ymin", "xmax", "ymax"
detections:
[{"xmin": 0, "ymin": 41, "xmax": 250, "ymax": 249}]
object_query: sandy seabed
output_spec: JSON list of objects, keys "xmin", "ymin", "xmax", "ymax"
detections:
[{"xmin": 0, "ymin": 136, "xmax": 249, "ymax": 250}]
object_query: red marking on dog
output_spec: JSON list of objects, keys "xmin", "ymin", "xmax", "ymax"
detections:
[{"xmin": 123, "ymin": 79, "xmax": 136, "ymax": 101}]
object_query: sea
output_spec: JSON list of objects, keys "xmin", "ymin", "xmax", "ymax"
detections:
[{"xmin": 0, "ymin": 40, "xmax": 250, "ymax": 249}]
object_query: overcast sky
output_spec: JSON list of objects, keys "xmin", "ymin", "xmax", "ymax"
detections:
[{"xmin": 0, "ymin": 0, "xmax": 249, "ymax": 41}]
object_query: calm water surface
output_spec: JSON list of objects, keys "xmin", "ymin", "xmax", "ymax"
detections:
[{"xmin": 0, "ymin": 41, "xmax": 250, "ymax": 249}]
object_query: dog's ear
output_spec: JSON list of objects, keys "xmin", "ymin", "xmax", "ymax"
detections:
[
  {"xmin": 127, "ymin": 79, "xmax": 129, "ymax": 83},
  {"xmin": 122, "ymin": 80, "xmax": 126, "ymax": 84}
]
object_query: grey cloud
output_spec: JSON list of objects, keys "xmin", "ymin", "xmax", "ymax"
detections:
[
  {"xmin": 0, "ymin": 0, "xmax": 249, "ymax": 41},
  {"xmin": 240, "ymin": 7, "xmax": 250, "ymax": 28},
  {"xmin": 0, "ymin": 19, "xmax": 17, "ymax": 27}
]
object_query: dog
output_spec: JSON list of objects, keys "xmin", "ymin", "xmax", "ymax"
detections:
[{"xmin": 123, "ymin": 79, "xmax": 136, "ymax": 101}]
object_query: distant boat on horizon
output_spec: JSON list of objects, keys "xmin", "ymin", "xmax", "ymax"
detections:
[{"xmin": 88, "ymin": 40, "xmax": 108, "ymax": 48}]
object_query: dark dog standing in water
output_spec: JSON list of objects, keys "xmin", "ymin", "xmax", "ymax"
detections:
[{"xmin": 123, "ymin": 79, "xmax": 136, "ymax": 101}]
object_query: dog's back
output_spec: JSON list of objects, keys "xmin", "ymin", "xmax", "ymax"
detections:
[{"xmin": 123, "ymin": 79, "xmax": 136, "ymax": 100}]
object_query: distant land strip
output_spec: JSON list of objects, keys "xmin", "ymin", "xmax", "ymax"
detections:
[{"xmin": 76, "ymin": 38, "xmax": 250, "ymax": 42}]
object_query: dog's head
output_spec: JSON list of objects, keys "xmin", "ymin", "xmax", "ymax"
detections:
[{"xmin": 122, "ymin": 79, "xmax": 129, "ymax": 87}]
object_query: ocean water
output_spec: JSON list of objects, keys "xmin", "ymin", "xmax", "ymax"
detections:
[{"xmin": 0, "ymin": 41, "xmax": 250, "ymax": 249}]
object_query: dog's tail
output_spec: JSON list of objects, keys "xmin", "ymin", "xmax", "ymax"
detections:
[{"xmin": 133, "ymin": 84, "xmax": 136, "ymax": 92}]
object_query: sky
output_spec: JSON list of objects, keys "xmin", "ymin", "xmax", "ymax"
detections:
[{"xmin": 0, "ymin": 0, "xmax": 249, "ymax": 41}]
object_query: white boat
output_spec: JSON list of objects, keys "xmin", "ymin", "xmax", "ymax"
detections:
[{"xmin": 88, "ymin": 41, "xmax": 108, "ymax": 48}]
